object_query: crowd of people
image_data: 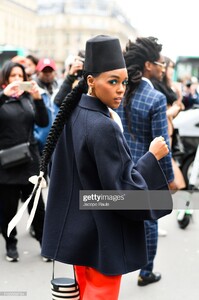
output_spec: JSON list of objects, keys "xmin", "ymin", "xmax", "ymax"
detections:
[{"xmin": 0, "ymin": 33, "xmax": 193, "ymax": 299}]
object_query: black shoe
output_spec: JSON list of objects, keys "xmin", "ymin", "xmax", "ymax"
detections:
[
  {"xmin": 137, "ymin": 272, "xmax": 161, "ymax": 286},
  {"xmin": 6, "ymin": 245, "xmax": 19, "ymax": 262}
]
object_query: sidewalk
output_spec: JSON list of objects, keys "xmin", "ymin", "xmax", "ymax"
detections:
[{"xmin": 0, "ymin": 192, "xmax": 198, "ymax": 300}]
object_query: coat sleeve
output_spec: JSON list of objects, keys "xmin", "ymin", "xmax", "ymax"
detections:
[
  {"xmin": 87, "ymin": 117, "xmax": 172, "ymax": 220},
  {"xmin": 0, "ymin": 91, "xmax": 9, "ymax": 107},
  {"xmin": 135, "ymin": 151, "xmax": 169, "ymax": 190},
  {"xmin": 53, "ymin": 75, "xmax": 75, "ymax": 107},
  {"xmin": 33, "ymin": 96, "xmax": 49, "ymax": 127}
]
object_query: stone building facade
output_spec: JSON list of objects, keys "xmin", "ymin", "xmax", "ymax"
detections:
[{"xmin": 0, "ymin": 0, "xmax": 137, "ymax": 69}]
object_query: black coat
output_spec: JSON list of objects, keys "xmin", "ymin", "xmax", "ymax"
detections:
[
  {"xmin": 53, "ymin": 74, "xmax": 76, "ymax": 107},
  {"xmin": 42, "ymin": 94, "xmax": 172, "ymax": 275},
  {"xmin": 0, "ymin": 91, "xmax": 48, "ymax": 184}
]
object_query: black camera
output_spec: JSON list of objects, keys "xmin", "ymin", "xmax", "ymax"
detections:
[
  {"xmin": 76, "ymin": 69, "xmax": 83, "ymax": 77},
  {"xmin": 186, "ymin": 80, "xmax": 192, "ymax": 88},
  {"xmin": 75, "ymin": 56, "xmax": 84, "ymax": 78}
]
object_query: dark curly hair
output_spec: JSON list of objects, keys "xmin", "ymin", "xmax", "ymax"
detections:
[
  {"xmin": 123, "ymin": 36, "xmax": 162, "ymax": 104},
  {"xmin": 122, "ymin": 37, "xmax": 162, "ymax": 136}
]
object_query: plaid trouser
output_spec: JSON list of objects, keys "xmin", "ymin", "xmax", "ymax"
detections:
[{"xmin": 139, "ymin": 220, "xmax": 158, "ymax": 277}]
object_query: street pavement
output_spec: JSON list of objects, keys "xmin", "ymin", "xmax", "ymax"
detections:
[{"xmin": 0, "ymin": 190, "xmax": 199, "ymax": 300}]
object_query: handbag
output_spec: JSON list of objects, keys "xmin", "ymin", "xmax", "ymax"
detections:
[
  {"xmin": 51, "ymin": 261, "xmax": 80, "ymax": 300},
  {"xmin": 0, "ymin": 142, "xmax": 32, "ymax": 169}
]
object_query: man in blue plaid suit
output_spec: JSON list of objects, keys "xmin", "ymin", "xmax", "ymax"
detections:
[{"xmin": 117, "ymin": 37, "xmax": 177, "ymax": 286}]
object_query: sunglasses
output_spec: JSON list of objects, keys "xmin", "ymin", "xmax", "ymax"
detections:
[{"xmin": 153, "ymin": 61, "xmax": 166, "ymax": 68}]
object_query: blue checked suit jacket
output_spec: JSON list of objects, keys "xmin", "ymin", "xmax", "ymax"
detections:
[{"xmin": 117, "ymin": 78, "xmax": 174, "ymax": 182}]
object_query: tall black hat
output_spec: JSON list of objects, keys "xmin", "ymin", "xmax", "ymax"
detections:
[{"xmin": 84, "ymin": 35, "xmax": 125, "ymax": 73}]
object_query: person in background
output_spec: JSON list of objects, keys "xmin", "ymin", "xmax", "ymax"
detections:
[
  {"xmin": 11, "ymin": 55, "xmax": 27, "ymax": 66},
  {"xmin": 151, "ymin": 56, "xmax": 184, "ymax": 135},
  {"xmin": 35, "ymin": 58, "xmax": 58, "ymax": 98},
  {"xmin": 10, "ymin": 54, "xmax": 52, "ymax": 243},
  {"xmin": 34, "ymin": 58, "xmax": 57, "ymax": 153},
  {"xmin": 28, "ymin": 34, "xmax": 173, "ymax": 299},
  {"xmin": 25, "ymin": 54, "xmax": 39, "ymax": 80},
  {"xmin": 182, "ymin": 76, "xmax": 199, "ymax": 110},
  {"xmin": 118, "ymin": 37, "xmax": 177, "ymax": 287},
  {"xmin": 22, "ymin": 55, "xmax": 54, "ymax": 243},
  {"xmin": 0, "ymin": 61, "xmax": 48, "ymax": 262},
  {"xmin": 53, "ymin": 50, "xmax": 85, "ymax": 112},
  {"xmin": 152, "ymin": 56, "xmax": 186, "ymax": 191}
]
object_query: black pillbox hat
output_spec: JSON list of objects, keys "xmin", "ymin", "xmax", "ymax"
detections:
[{"xmin": 84, "ymin": 35, "xmax": 126, "ymax": 73}]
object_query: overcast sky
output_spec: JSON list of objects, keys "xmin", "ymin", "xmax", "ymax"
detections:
[
  {"xmin": 37, "ymin": 0, "xmax": 198, "ymax": 60},
  {"xmin": 117, "ymin": 0, "xmax": 198, "ymax": 60}
]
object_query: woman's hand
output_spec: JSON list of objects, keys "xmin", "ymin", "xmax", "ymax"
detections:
[
  {"xmin": 68, "ymin": 56, "xmax": 84, "ymax": 76},
  {"xmin": 28, "ymin": 80, "xmax": 42, "ymax": 100},
  {"xmin": 3, "ymin": 81, "xmax": 23, "ymax": 98},
  {"xmin": 3, "ymin": 80, "xmax": 41, "ymax": 100},
  {"xmin": 149, "ymin": 136, "xmax": 169, "ymax": 160}
]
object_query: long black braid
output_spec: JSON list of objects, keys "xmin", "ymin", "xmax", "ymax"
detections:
[
  {"xmin": 6, "ymin": 76, "xmax": 88, "ymax": 236},
  {"xmin": 39, "ymin": 78, "xmax": 88, "ymax": 174},
  {"xmin": 122, "ymin": 36, "xmax": 162, "ymax": 137}
]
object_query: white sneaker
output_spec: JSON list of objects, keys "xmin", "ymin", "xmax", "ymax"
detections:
[
  {"xmin": 42, "ymin": 256, "xmax": 52, "ymax": 262},
  {"xmin": 158, "ymin": 228, "xmax": 167, "ymax": 237}
]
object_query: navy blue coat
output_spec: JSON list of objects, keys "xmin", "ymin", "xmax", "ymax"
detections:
[{"xmin": 42, "ymin": 94, "xmax": 172, "ymax": 275}]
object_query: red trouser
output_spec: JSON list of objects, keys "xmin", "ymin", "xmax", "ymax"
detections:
[{"xmin": 74, "ymin": 265, "xmax": 122, "ymax": 300}]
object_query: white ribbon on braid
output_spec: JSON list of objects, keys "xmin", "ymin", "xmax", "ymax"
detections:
[
  {"xmin": 7, "ymin": 171, "xmax": 47, "ymax": 237},
  {"xmin": 108, "ymin": 108, "xmax": 123, "ymax": 132}
]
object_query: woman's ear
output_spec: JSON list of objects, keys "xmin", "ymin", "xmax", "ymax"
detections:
[
  {"xmin": 145, "ymin": 61, "xmax": 153, "ymax": 71},
  {"xmin": 87, "ymin": 75, "xmax": 94, "ymax": 87},
  {"xmin": 87, "ymin": 75, "xmax": 95, "ymax": 96}
]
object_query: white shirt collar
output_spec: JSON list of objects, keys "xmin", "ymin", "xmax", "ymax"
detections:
[
  {"xmin": 108, "ymin": 107, "xmax": 123, "ymax": 132},
  {"xmin": 142, "ymin": 77, "xmax": 154, "ymax": 89}
]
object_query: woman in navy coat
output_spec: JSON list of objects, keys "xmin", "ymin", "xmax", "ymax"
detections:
[{"xmin": 36, "ymin": 35, "xmax": 172, "ymax": 299}]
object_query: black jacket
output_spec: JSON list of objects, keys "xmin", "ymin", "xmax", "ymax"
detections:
[
  {"xmin": 151, "ymin": 78, "xmax": 177, "ymax": 106},
  {"xmin": 0, "ymin": 91, "xmax": 48, "ymax": 184},
  {"xmin": 53, "ymin": 74, "xmax": 77, "ymax": 107},
  {"xmin": 42, "ymin": 94, "xmax": 172, "ymax": 275}
]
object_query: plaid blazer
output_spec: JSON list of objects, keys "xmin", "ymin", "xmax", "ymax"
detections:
[{"xmin": 117, "ymin": 79, "xmax": 174, "ymax": 182}]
